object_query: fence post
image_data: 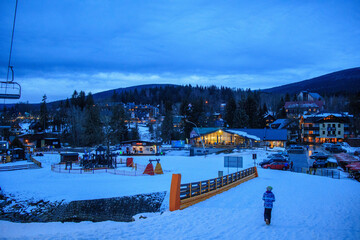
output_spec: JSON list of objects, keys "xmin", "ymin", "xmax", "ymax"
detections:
[
  {"xmin": 254, "ymin": 166, "xmax": 258, "ymax": 178},
  {"xmin": 169, "ymin": 174, "xmax": 182, "ymax": 211}
]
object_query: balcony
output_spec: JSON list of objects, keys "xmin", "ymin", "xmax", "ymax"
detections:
[{"xmin": 303, "ymin": 127, "xmax": 319, "ymax": 130}]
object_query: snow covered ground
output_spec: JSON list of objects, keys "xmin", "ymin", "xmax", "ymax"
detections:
[{"xmin": 1, "ymin": 149, "xmax": 360, "ymax": 239}]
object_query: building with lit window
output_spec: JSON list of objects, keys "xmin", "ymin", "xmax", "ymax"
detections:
[
  {"xmin": 189, "ymin": 128, "xmax": 288, "ymax": 149},
  {"xmin": 300, "ymin": 113, "xmax": 353, "ymax": 143},
  {"xmin": 285, "ymin": 91, "xmax": 325, "ymax": 117}
]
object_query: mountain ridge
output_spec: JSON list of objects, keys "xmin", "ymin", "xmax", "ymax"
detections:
[{"xmin": 262, "ymin": 67, "xmax": 360, "ymax": 94}]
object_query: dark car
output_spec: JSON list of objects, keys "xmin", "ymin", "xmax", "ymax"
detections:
[
  {"xmin": 312, "ymin": 159, "xmax": 328, "ymax": 168},
  {"xmin": 310, "ymin": 152, "xmax": 328, "ymax": 160},
  {"xmin": 262, "ymin": 161, "xmax": 290, "ymax": 170},
  {"xmin": 287, "ymin": 145, "xmax": 305, "ymax": 154},
  {"xmin": 353, "ymin": 149, "xmax": 360, "ymax": 156},
  {"xmin": 328, "ymin": 145, "xmax": 346, "ymax": 153},
  {"xmin": 259, "ymin": 157, "xmax": 288, "ymax": 167}
]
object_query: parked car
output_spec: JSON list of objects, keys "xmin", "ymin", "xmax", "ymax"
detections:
[
  {"xmin": 310, "ymin": 152, "xmax": 329, "ymax": 160},
  {"xmin": 259, "ymin": 157, "xmax": 288, "ymax": 167},
  {"xmin": 287, "ymin": 145, "xmax": 305, "ymax": 154},
  {"xmin": 354, "ymin": 150, "xmax": 360, "ymax": 156},
  {"xmin": 339, "ymin": 142, "xmax": 350, "ymax": 148},
  {"xmin": 328, "ymin": 145, "xmax": 347, "ymax": 153},
  {"xmin": 312, "ymin": 159, "xmax": 328, "ymax": 168},
  {"xmin": 322, "ymin": 143, "xmax": 333, "ymax": 151},
  {"xmin": 266, "ymin": 154, "xmax": 289, "ymax": 161},
  {"xmin": 262, "ymin": 161, "xmax": 290, "ymax": 170}
]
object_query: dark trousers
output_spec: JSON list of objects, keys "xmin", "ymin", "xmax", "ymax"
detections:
[{"xmin": 264, "ymin": 208, "xmax": 272, "ymax": 223}]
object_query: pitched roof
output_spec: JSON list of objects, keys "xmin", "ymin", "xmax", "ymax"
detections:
[
  {"xmin": 191, "ymin": 127, "xmax": 221, "ymax": 135},
  {"xmin": 193, "ymin": 128, "xmax": 288, "ymax": 141},
  {"xmin": 284, "ymin": 100, "xmax": 325, "ymax": 109},
  {"xmin": 230, "ymin": 129, "xmax": 288, "ymax": 141},
  {"xmin": 270, "ymin": 119, "xmax": 292, "ymax": 129},
  {"xmin": 308, "ymin": 92, "xmax": 323, "ymax": 100}
]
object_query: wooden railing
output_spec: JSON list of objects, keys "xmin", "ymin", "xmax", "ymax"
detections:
[
  {"xmin": 170, "ymin": 167, "xmax": 258, "ymax": 211},
  {"xmin": 30, "ymin": 156, "xmax": 42, "ymax": 168}
]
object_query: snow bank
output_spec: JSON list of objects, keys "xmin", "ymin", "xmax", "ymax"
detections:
[{"xmin": 1, "ymin": 164, "xmax": 359, "ymax": 239}]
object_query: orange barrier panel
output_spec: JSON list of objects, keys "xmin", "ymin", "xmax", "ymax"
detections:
[
  {"xmin": 126, "ymin": 158, "xmax": 133, "ymax": 167},
  {"xmin": 143, "ymin": 162, "xmax": 155, "ymax": 175},
  {"xmin": 154, "ymin": 162, "xmax": 164, "ymax": 174},
  {"xmin": 170, "ymin": 167, "xmax": 258, "ymax": 211},
  {"xmin": 169, "ymin": 174, "xmax": 181, "ymax": 211}
]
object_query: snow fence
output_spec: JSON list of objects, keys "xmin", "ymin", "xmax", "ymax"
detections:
[{"xmin": 170, "ymin": 166, "xmax": 258, "ymax": 211}]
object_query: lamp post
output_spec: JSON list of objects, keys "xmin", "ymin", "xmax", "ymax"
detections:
[{"xmin": 186, "ymin": 119, "xmax": 206, "ymax": 157}]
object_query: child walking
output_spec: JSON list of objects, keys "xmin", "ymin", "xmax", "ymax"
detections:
[{"xmin": 262, "ymin": 186, "xmax": 275, "ymax": 225}]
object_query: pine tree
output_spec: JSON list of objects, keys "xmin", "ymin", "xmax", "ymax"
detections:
[
  {"xmin": 161, "ymin": 102, "xmax": 173, "ymax": 143},
  {"xmin": 244, "ymin": 94, "xmax": 259, "ymax": 128},
  {"xmin": 84, "ymin": 104, "xmax": 103, "ymax": 146},
  {"xmin": 40, "ymin": 94, "xmax": 48, "ymax": 130},
  {"xmin": 225, "ymin": 96, "xmax": 236, "ymax": 127},
  {"xmin": 233, "ymin": 106, "xmax": 249, "ymax": 128},
  {"xmin": 110, "ymin": 104, "xmax": 128, "ymax": 144}
]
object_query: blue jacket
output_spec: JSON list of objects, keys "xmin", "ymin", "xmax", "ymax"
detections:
[{"xmin": 263, "ymin": 191, "xmax": 275, "ymax": 209}]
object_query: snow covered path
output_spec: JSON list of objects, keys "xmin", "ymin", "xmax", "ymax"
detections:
[{"xmin": 1, "ymin": 168, "xmax": 359, "ymax": 240}]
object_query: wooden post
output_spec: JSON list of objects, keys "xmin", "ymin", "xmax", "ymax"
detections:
[
  {"xmin": 254, "ymin": 166, "xmax": 258, "ymax": 178},
  {"xmin": 169, "ymin": 174, "xmax": 182, "ymax": 211}
]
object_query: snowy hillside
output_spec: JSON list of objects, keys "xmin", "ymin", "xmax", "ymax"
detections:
[{"xmin": 1, "ymin": 150, "xmax": 359, "ymax": 239}]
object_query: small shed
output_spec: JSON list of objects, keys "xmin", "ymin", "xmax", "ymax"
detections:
[{"xmin": 60, "ymin": 153, "xmax": 79, "ymax": 163}]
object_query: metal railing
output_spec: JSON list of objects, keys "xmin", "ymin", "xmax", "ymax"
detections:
[
  {"xmin": 51, "ymin": 163, "xmax": 147, "ymax": 176},
  {"xmin": 291, "ymin": 167, "xmax": 340, "ymax": 179}
]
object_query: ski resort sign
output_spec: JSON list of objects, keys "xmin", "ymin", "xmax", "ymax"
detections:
[{"xmin": 224, "ymin": 156, "xmax": 243, "ymax": 170}]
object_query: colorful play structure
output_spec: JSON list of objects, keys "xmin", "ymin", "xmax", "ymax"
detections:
[
  {"xmin": 52, "ymin": 152, "xmax": 164, "ymax": 176},
  {"xmin": 169, "ymin": 167, "xmax": 258, "ymax": 211}
]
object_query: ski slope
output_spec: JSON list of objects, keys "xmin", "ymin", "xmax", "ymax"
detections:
[{"xmin": 1, "ymin": 150, "xmax": 360, "ymax": 239}]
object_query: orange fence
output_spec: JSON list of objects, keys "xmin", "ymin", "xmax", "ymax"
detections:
[{"xmin": 170, "ymin": 167, "xmax": 258, "ymax": 211}]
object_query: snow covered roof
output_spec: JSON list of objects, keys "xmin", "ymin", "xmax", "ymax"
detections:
[
  {"xmin": 302, "ymin": 112, "xmax": 353, "ymax": 119},
  {"xmin": 226, "ymin": 129, "xmax": 261, "ymax": 140},
  {"xmin": 270, "ymin": 119, "xmax": 292, "ymax": 129},
  {"xmin": 309, "ymin": 92, "xmax": 323, "ymax": 100},
  {"xmin": 228, "ymin": 129, "xmax": 288, "ymax": 141},
  {"xmin": 285, "ymin": 100, "xmax": 324, "ymax": 109}
]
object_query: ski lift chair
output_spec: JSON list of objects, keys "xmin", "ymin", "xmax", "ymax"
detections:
[{"xmin": 0, "ymin": 66, "xmax": 21, "ymax": 99}]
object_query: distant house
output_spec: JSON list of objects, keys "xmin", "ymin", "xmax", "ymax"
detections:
[
  {"xmin": 19, "ymin": 133, "xmax": 61, "ymax": 149},
  {"xmin": 29, "ymin": 122, "xmax": 43, "ymax": 133},
  {"xmin": 299, "ymin": 112, "xmax": 353, "ymax": 143},
  {"xmin": 270, "ymin": 119, "xmax": 299, "ymax": 142},
  {"xmin": 173, "ymin": 115, "xmax": 184, "ymax": 129},
  {"xmin": 125, "ymin": 103, "xmax": 159, "ymax": 123},
  {"xmin": 190, "ymin": 128, "xmax": 288, "ymax": 148},
  {"xmin": 118, "ymin": 140, "xmax": 161, "ymax": 155},
  {"xmin": 264, "ymin": 114, "xmax": 276, "ymax": 127},
  {"xmin": 285, "ymin": 91, "xmax": 325, "ymax": 117}
]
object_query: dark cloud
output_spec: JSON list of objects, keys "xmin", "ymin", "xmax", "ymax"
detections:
[{"xmin": 0, "ymin": 0, "xmax": 359, "ymax": 102}]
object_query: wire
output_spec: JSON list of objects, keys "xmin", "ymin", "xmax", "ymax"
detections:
[{"xmin": 6, "ymin": 0, "xmax": 19, "ymax": 83}]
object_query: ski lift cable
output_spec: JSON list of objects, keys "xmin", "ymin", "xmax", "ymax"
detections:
[{"xmin": 6, "ymin": 0, "xmax": 19, "ymax": 82}]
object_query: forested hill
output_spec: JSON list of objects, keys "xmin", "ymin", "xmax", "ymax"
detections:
[
  {"xmin": 91, "ymin": 84, "xmax": 178, "ymax": 101},
  {"xmin": 262, "ymin": 67, "xmax": 360, "ymax": 94}
]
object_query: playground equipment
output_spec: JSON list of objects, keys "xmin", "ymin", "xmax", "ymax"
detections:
[
  {"xmin": 143, "ymin": 159, "xmax": 163, "ymax": 175},
  {"xmin": 80, "ymin": 146, "xmax": 116, "ymax": 169}
]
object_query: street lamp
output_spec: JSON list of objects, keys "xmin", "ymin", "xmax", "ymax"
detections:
[{"xmin": 185, "ymin": 119, "xmax": 206, "ymax": 157}]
